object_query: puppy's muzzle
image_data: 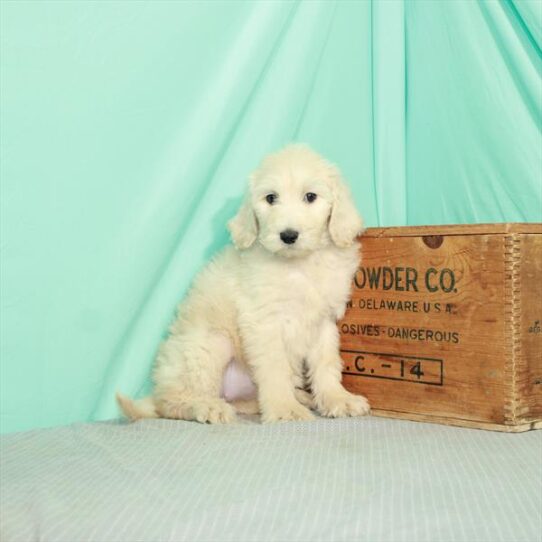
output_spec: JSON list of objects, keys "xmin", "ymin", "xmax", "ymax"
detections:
[{"xmin": 280, "ymin": 229, "xmax": 299, "ymax": 245}]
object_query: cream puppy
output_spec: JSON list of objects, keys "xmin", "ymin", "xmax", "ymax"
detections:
[{"xmin": 117, "ymin": 144, "xmax": 370, "ymax": 423}]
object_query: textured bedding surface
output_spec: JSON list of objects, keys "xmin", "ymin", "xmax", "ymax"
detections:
[{"xmin": 1, "ymin": 416, "xmax": 541, "ymax": 542}]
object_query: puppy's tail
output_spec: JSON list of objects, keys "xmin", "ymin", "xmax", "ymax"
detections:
[{"xmin": 116, "ymin": 392, "xmax": 158, "ymax": 421}]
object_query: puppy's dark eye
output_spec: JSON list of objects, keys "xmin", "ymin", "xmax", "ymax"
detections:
[
  {"xmin": 265, "ymin": 193, "xmax": 277, "ymax": 205},
  {"xmin": 304, "ymin": 192, "xmax": 317, "ymax": 203}
]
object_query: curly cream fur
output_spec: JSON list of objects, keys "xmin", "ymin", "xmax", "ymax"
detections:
[{"xmin": 117, "ymin": 144, "xmax": 370, "ymax": 423}]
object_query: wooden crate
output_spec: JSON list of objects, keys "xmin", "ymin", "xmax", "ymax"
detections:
[{"xmin": 339, "ymin": 223, "xmax": 542, "ymax": 432}]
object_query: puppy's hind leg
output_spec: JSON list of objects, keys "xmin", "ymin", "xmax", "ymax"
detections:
[{"xmin": 153, "ymin": 331, "xmax": 237, "ymax": 424}]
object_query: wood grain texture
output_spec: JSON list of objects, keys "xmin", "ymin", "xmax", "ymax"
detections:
[
  {"xmin": 364, "ymin": 223, "xmax": 542, "ymax": 237},
  {"xmin": 518, "ymin": 234, "xmax": 542, "ymax": 423},
  {"xmin": 339, "ymin": 225, "xmax": 542, "ymax": 432}
]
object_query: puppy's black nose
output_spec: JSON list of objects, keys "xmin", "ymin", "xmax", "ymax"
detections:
[{"xmin": 280, "ymin": 229, "xmax": 299, "ymax": 245}]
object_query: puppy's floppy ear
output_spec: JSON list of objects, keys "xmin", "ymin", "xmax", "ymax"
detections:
[
  {"xmin": 328, "ymin": 170, "xmax": 364, "ymax": 248},
  {"xmin": 228, "ymin": 194, "xmax": 258, "ymax": 249}
]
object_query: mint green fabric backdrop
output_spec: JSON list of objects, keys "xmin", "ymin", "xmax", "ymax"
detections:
[{"xmin": 1, "ymin": 1, "xmax": 541, "ymax": 433}]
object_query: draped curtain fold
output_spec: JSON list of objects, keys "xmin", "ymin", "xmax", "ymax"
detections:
[{"xmin": 1, "ymin": 0, "xmax": 540, "ymax": 433}]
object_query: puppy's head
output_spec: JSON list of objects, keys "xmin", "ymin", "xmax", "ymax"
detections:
[{"xmin": 228, "ymin": 144, "xmax": 363, "ymax": 257}]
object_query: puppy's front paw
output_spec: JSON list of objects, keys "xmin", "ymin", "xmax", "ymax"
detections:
[
  {"xmin": 317, "ymin": 391, "xmax": 370, "ymax": 418},
  {"xmin": 192, "ymin": 399, "xmax": 237, "ymax": 424},
  {"xmin": 261, "ymin": 401, "xmax": 315, "ymax": 423}
]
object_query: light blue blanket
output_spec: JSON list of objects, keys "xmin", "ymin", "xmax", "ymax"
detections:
[{"xmin": 1, "ymin": 416, "xmax": 541, "ymax": 542}]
